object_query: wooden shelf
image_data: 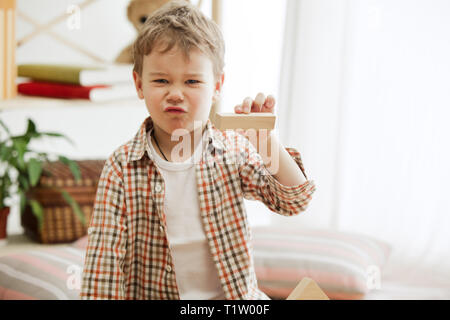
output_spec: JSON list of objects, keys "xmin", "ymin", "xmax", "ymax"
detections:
[{"xmin": 0, "ymin": 94, "xmax": 144, "ymax": 111}]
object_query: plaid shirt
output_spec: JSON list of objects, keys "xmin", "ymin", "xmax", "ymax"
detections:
[{"xmin": 80, "ymin": 116, "xmax": 316, "ymax": 300}]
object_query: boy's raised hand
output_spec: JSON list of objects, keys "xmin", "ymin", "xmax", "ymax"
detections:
[
  {"xmin": 233, "ymin": 93, "xmax": 276, "ymax": 156},
  {"xmin": 234, "ymin": 93, "xmax": 275, "ymax": 114}
]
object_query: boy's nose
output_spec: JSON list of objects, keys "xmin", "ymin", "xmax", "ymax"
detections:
[{"xmin": 166, "ymin": 88, "xmax": 184, "ymax": 103}]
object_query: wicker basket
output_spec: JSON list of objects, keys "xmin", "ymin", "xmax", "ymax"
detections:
[{"xmin": 22, "ymin": 160, "xmax": 105, "ymax": 244}]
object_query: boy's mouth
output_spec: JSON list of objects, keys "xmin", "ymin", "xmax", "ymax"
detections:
[{"xmin": 164, "ymin": 106, "xmax": 187, "ymax": 114}]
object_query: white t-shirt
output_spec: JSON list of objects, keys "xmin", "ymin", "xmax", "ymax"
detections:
[{"xmin": 145, "ymin": 129, "xmax": 225, "ymax": 300}]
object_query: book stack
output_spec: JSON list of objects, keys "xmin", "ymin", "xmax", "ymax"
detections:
[{"xmin": 17, "ymin": 63, "xmax": 137, "ymax": 102}]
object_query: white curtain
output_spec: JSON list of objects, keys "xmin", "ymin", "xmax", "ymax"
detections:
[
  {"xmin": 276, "ymin": 0, "xmax": 450, "ymax": 288},
  {"xmin": 220, "ymin": 0, "xmax": 287, "ymax": 226}
]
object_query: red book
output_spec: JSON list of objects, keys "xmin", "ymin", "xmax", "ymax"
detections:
[{"xmin": 18, "ymin": 81, "xmax": 136, "ymax": 102}]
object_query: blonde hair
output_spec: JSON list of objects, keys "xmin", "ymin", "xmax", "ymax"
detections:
[{"xmin": 132, "ymin": 0, "xmax": 225, "ymax": 80}]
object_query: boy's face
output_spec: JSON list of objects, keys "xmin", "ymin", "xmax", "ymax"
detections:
[{"xmin": 133, "ymin": 44, "xmax": 224, "ymax": 135}]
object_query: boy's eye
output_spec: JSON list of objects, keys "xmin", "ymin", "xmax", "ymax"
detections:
[
  {"xmin": 186, "ymin": 80, "xmax": 200, "ymax": 85},
  {"xmin": 153, "ymin": 79, "xmax": 168, "ymax": 84}
]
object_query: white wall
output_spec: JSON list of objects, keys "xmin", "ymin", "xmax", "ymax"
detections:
[
  {"xmin": 274, "ymin": 0, "xmax": 348, "ymax": 228},
  {"xmin": 16, "ymin": 0, "xmax": 214, "ymax": 64},
  {"xmin": 16, "ymin": 0, "xmax": 134, "ymax": 64},
  {"xmin": 220, "ymin": 0, "xmax": 286, "ymax": 114}
]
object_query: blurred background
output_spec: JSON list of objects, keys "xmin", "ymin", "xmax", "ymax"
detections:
[{"xmin": 1, "ymin": 0, "xmax": 449, "ymax": 299}]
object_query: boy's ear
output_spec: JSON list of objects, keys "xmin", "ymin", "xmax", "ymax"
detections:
[
  {"xmin": 133, "ymin": 71, "xmax": 145, "ymax": 99},
  {"xmin": 213, "ymin": 73, "xmax": 225, "ymax": 102}
]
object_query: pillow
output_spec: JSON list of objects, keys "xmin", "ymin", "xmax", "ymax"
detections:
[
  {"xmin": 0, "ymin": 245, "xmax": 85, "ymax": 300},
  {"xmin": 252, "ymin": 226, "xmax": 391, "ymax": 300},
  {"xmin": 71, "ymin": 235, "xmax": 88, "ymax": 250},
  {"xmin": 0, "ymin": 228, "xmax": 390, "ymax": 300}
]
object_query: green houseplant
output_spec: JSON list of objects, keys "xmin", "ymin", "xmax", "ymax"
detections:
[{"xmin": 0, "ymin": 117, "xmax": 85, "ymax": 240}]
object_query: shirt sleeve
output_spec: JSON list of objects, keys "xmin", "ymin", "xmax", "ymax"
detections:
[
  {"xmin": 236, "ymin": 134, "xmax": 316, "ymax": 216},
  {"xmin": 80, "ymin": 156, "xmax": 128, "ymax": 299}
]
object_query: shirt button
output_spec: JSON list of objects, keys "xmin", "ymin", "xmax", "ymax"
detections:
[
  {"xmin": 155, "ymin": 184, "xmax": 162, "ymax": 193},
  {"xmin": 87, "ymin": 227, "xmax": 93, "ymax": 235},
  {"xmin": 166, "ymin": 265, "xmax": 172, "ymax": 273},
  {"xmin": 159, "ymin": 225, "xmax": 164, "ymax": 232}
]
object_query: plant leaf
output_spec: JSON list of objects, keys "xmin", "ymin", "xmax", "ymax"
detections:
[
  {"xmin": 18, "ymin": 174, "xmax": 30, "ymax": 191},
  {"xmin": 28, "ymin": 158, "xmax": 43, "ymax": 187},
  {"xmin": 18, "ymin": 190, "xmax": 26, "ymax": 215},
  {"xmin": 60, "ymin": 190, "xmax": 86, "ymax": 226},
  {"xmin": 11, "ymin": 137, "xmax": 27, "ymax": 170},
  {"xmin": 25, "ymin": 119, "xmax": 38, "ymax": 137},
  {"xmin": 0, "ymin": 144, "xmax": 12, "ymax": 162},
  {"xmin": 12, "ymin": 136, "xmax": 27, "ymax": 154},
  {"xmin": 29, "ymin": 199, "xmax": 44, "ymax": 231},
  {"xmin": 68, "ymin": 160, "xmax": 81, "ymax": 182},
  {"xmin": 0, "ymin": 174, "xmax": 10, "ymax": 208},
  {"xmin": 58, "ymin": 156, "xmax": 81, "ymax": 182},
  {"xmin": 0, "ymin": 118, "xmax": 11, "ymax": 136},
  {"xmin": 43, "ymin": 132, "xmax": 76, "ymax": 146}
]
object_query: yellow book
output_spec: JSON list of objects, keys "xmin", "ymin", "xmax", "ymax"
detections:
[{"xmin": 18, "ymin": 63, "xmax": 133, "ymax": 86}]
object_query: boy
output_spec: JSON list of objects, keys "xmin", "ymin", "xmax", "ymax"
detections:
[{"xmin": 80, "ymin": 0, "xmax": 315, "ymax": 300}]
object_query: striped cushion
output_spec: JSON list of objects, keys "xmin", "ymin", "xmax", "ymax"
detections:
[
  {"xmin": 0, "ymin": 227, "xmax": 391, "ymax": 300},
  {"xmin": 72, "ymin": 235, "xmax": 88, "ymax": 250},
  {"xmin": 252, "ymin": 227, "xmax": 391, "ymax": 300},
  {"xmin": 0, "ymin": 246, "xmax": 84, "ymax": 300}
]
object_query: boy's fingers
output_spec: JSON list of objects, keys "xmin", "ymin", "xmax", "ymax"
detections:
[
  {"xmin": 252, "ymin": 92, "xmax": 266, "ymax": 112},
  {"xmin": 236, "ymin": 94, "xmax": 274, "ymax": 114},
  {"xmin": 262, "ymin": 95, "xmax": 276, "ymax": 113},
  {"xmin": 242, "ymin": 97, "xmax": 253, "ymax": 113}
]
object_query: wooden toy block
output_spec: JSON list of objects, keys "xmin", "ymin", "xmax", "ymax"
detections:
[
  {"xmin": 286, "ymin": 277, "xmax": 330, "ymax": 300},
  {"xmin": 213, "ymin": 112, "xmax": 276, "ymax": 131}
]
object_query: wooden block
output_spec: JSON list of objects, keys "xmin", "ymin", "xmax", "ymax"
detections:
[
  {"xmin": 286, "ymin": 277, "xmax": 330, "ymax": 300},
  {"xmin": 213, "ymin": 112, "xmax": 276, "ymax": 131}
]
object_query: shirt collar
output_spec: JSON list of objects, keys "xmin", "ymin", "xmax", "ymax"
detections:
[{"xmin": 127, "ymin": 116, "xmax": 225, "ymax": 163}]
